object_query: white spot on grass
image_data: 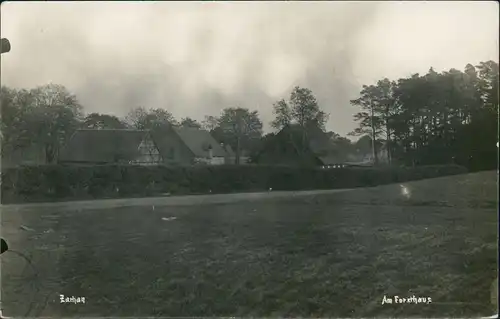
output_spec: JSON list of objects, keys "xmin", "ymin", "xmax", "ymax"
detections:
[
  {"xmin": 399, "ymin": 184, "xmax": 411, "ymax": 199},
  {"xmin": 19, "ymin": 225, "xmax": 34, "ymax": 232},
  {"xmin": 162, "ymin": 217, "xmax": 177, "ymax": 222}
]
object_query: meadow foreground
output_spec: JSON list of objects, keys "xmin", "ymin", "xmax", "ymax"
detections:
[{"xmin": 1, "ymin": 171, "xmax": 497, "ymax": 317}]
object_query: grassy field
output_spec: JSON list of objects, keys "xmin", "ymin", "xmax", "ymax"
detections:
[{"xmin": 1, "ymin": 171, "xmax": 497, "ymax": 317}]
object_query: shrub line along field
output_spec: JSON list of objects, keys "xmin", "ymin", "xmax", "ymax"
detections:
[
  {"xmin": 1, "ymin": 187, "xmax": 355, "ymax": 213},
  {"xmin": 1, "ymin": 171, "xmax": 497, "ymax": 317},
  {"xmin": 1, "ymin": 164, "xmax": 467, "ymax": 204}
]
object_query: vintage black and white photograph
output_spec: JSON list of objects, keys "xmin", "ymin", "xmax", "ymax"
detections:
[{"xmin": 0, "ymin": 1, "xmax": 498, "ymax": 318}]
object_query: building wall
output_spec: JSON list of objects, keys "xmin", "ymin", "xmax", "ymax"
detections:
[
  {"xmin": 225, "ymin": 156, "xmax": 250, "ymax": 164},
  {"xmin": 194, "ymin": 156, "xmax": 225, "ymax": 165},
  {"xmin": 130, "ymin": 136, "xmax": 163, "ymax": 165}
]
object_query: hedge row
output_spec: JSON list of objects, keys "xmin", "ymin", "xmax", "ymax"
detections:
[{"xmin": 0, "ymin": 164, "xmax": 468, "ymax": 204}]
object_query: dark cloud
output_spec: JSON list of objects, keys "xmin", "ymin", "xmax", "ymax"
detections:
[{"xmin": 1, "ymin": 2, "xmax": 497, "ymax": 135}]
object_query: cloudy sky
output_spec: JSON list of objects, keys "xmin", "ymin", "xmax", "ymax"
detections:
[{"xmin": 1, "ymin": 1, "xmax": 498, "ymax": 136}]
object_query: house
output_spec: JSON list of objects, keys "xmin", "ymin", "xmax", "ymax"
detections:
[
  {"xmin": 58, "ymin": 127, "xmax": 231, "ymax": 166},
  {"xmin": 153, "ymin": 126, "xmax": 227, "ymax": 165},
  {"xmin": 58, "ymin": 129, "xmax": 162, "ymax": 165},
  {"xmin": 253, "ymin": 123, "xmax": 344, "ymax": 167}
]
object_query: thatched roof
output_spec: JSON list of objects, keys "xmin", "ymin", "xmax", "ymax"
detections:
[
  {"xmin": 60, "ymin": 127, "xmax": 233, "ymax": 164},
  {"xmin": 172, "ymin": 127, "xmax": 226, "ymax": 158},
  {"xmin": 59, "ymin": 129, "xmax": 150, "ymax": 163}
]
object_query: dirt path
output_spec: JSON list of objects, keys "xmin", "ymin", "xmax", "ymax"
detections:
[
  {"xmin": 2, "ymin": 171, "xmax": 495, "ymax": 213},
  {"xmin": 1, "ymin": 188, "xmax": 356, "ymax": 213}
]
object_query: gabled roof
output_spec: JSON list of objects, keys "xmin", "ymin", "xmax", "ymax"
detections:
[
  {"xmin": 279, "ymin": 124, "xmax": 337, "ymax": 154},
  {"xmin": 172, "ymin": 127, "xmax": 226, "ymax": 158},
  {"xmin": 256, "ymin": 123, "xmax": 343, "ymax": 165},
  {"xmin": 59, "ymin": 129, "xmax": 150, "ymax": 163}
]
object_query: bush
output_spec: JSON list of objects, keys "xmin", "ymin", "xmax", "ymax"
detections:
[{"xmin": 0, "ymin": 164, "xmax": 468, "ymax": 204}]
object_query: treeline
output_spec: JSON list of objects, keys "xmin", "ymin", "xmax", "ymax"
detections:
[
  {"xmin": 350, "ymin": 60, "xmax": 498, "ymax": 170},
  {"xmin": 0, "ymin": 85, "xmax": 344, "ymax": 165},
  {"xmin": 0, "ymin": 84, "xmax": 265, "ymax": 164},
  {"xmin": 1, "ymin": 60, "xmax": 498, "ymax": 170}
]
